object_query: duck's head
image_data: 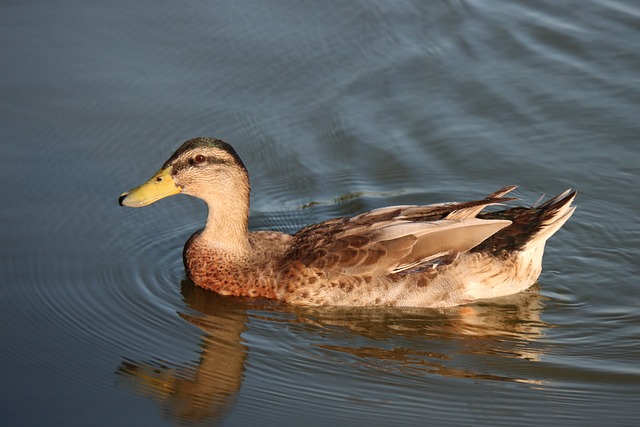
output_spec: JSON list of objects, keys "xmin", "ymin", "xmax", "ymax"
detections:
[{"xmin": 119, "ymin": 137, "xmax": 249, "ymax": 208}]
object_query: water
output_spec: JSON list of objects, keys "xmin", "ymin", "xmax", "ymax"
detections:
[{"xmin": 2, "ymin": 0, "xmax": 639, "ymax": 425}]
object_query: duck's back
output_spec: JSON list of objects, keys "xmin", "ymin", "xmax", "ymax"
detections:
[{"xmin": 277, "ymin": 187, "xmax": 575, "ymax": 307}]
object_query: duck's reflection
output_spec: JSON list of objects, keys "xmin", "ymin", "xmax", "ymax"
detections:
[
  {"xmin": 118, "ymin": 282, "xmax": 251, "ymax": 424},
  {"xmin": 118, "ymin": 281, "xmax": 550, "ymax": 425}
]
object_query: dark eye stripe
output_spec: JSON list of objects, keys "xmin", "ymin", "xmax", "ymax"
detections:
[{"xmin": 174, "ymin": 156, "xmax": 230, "ymax": 172}]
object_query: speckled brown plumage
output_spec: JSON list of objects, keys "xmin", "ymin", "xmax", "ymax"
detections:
[{"xmin": 120, "ymin": 137, "xmax": 577, "ymax": 307}]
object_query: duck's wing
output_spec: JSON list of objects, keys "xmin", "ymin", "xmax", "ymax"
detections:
[{"xmin": 288, "ymin": 188, "xmax": 517, "ymax": 278}]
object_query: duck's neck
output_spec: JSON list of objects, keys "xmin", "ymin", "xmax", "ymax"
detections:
[{"xmin": 199, "ymin": 190, "xmax": 251, "ymax": 257}]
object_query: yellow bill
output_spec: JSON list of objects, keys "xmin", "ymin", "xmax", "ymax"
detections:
[{"xmin": 119, "ymin": 167, "xmax": 181, "ymax": 207}]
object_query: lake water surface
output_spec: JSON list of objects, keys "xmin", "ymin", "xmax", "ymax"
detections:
[{"xmin": 2, "ymin": 1, "xmax": 639, "ymax": 426}]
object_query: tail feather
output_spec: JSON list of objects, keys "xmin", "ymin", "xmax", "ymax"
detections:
[
  {"xmin": 474, "ymin": 189, "xmax": 576, "ymax": 253},
  {"xmin": 445, "ymin": 185, "xmax": 518, "ymax": 220},
  {"xmin": 487, "ymin": 185, "xmax": 519, "ymax": 199},
  {"xmin": 525, "ymin": 190, "xmax": 576, "ymax": 248}
]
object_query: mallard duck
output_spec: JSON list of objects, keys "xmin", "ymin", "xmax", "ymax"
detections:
[{"xmin": 119, "ymin": 137, "xmax": 576, "ymax": 307}]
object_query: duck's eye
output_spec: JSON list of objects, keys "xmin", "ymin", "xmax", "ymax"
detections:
[{"xmin": 194, "ymin": 154, "xmax": 206, "ymax": 164}]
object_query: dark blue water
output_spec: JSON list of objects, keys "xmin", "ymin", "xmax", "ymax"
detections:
[{"xmin": 2, "ymin": 1, "xmax": 639, "ymax": 426}]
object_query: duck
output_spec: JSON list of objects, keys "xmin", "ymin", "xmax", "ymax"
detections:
[{"xmin": 119, "ymin": 137, "xmax": 576, "ymax": 307}]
